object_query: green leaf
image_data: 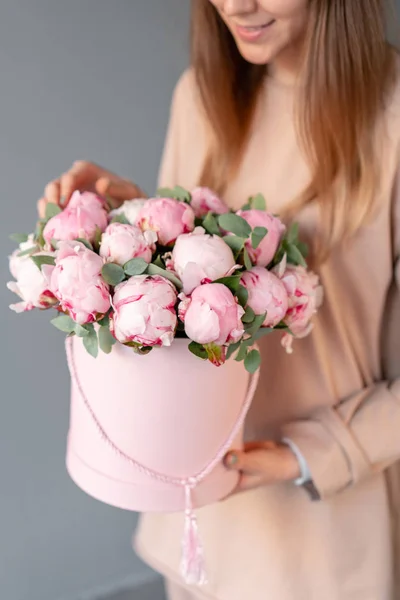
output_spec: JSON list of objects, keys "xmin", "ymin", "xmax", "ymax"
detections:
[
  {"xmin": 153, "ymin": 254, "xmax": 164, "ymax": 268},
  {"xmin": 252, "ymin": 327, "xmax": 274, "ymax": 341},
  {"xmin": 74, "ymin": 323, "xmax": 90, "ymax": 337},
  {"xmin": 236, "ymin": 284, "xmax": 248, "ymax": 307},
  {"xmin": 244, "ymin": 349, "xmax": 261, "ymax": 374},
  {"xmin": 18, "ymin": 246, "xmax": 38, "ymax": 257},
  {"xmin": 97, "ymin": 314, "xmax": 110, "ymax": 327},
  {"xmin": 93, "ymin": 226, "xmax": 103, "ymax": 250},
  {"xmin": 157, "ymin": 187, "xmax": 176, "ymax": 199},
  {"xmin": 172, "ymin": 185, "xmax": 191, "ymax": 203},
  {"xmin": 188, "ymin": 341, "xmax": 208, "ymax": 360},
  {"xmin": 241, "ymin": 202, "xmax": 251, "ymax": 211},
  {"xmin": 243, "ymin": 247, "xmax": 253, "ymax": 270},
  {"xmin": 213, "ymin": 275, "xmax": 241, "ymax": 294},
  {"xmin": 242, "ymin": 306, "xmax": 255, "ymax": 324},
  {"xmin": 251, "ymin": 226, "xmax": 268, "ymax": 249},
  {"xmin": 146, "ymin": 263, "xmax": 182, "ymax": 289},
  {"xmin": 45, "ymin": 203, "xmax": 62, "ymax": 220},
  {"xmin": 31, "ymin": 255, "xmax": 56, "ymax": 270},
  {"xmin": 34, "ymin": 220, "xmax": 46, "ymax": 248},
  {"xmin": 9, "ymin": 233, "xmax": 29, "ymax": 244},
  {"xmin": 51, "ymin": 314, "xmax": 75, "ymax": 334},
  {"xmin": 83, "ymin": 326, "xmax": 99, "ymax": 358},
  {"xmin": 226, "ymin": 340, "xmax": 242, "ymax": 360},
  {"xmin": 99, "ymin": 325, "xmax": 116, "ymax": 354},
  {"xmin": 250, "ymin": 193, "xmax": 266, "ymax": 211},
  {"xmin": 245, "ymin": 313, "xmax": 267, "ymax": 336},
  {"xmin": 75, "ymin": 238, "xmax": 94, "ymax": 251},
  {"xmin": 222, "ymin": 235, "xmax": 246, "ymax": 255},
  {"xmin": 202, "ymin": 212, "xmax": 221, "ymax": 235},
  {"xmin": 101, "ymin": 263, "xmax": 126, "ymax": 286},
  {"xmin": 297, "ymin": 241, "xmax": 309, "ymax": 258},
  {"xmin": 287, "ymin": 222, "xmax": 299, "ymax": 244},
  {"xmin": 218, "ymin": 213, "xmax": 252, "ymax": 238},
  {"xmin": 123, "ymin": 258, "xmax": 149, "ymax": 276},
  {"xmin": 50, "ymin": 238, "xmax": 59, "ymax": 250},
  {"xmin": 235, "ymin": 343, "xmax": 248, "ymax": 362},
  {"xmin": 111, "ymin": 213, "xmax": 130, "ymax": 225},
  {"xmin": 287, "ymin": 243, "xmax": 307, "ymax": 267}
]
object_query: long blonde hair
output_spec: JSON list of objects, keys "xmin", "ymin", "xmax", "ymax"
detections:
[{"xmin": 191, "ymin": 0, "xmax": 397, "ymax": 257}]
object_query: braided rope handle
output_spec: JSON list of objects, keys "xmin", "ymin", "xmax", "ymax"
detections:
[{"xmin": 65, "ymin": 336, "xmax": 259, "ymax": 489}]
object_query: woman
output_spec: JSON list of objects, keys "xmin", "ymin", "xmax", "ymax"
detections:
[{"xmin": 38, "ymin": 1, "xmax": 400, "ymax": 598}]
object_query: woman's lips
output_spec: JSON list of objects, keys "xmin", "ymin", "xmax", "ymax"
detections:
[{"xmin": 235, "ymin": 20, "xmax": 276, "ymax": 42}]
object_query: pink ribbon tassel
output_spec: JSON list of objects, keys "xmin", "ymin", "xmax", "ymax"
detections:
[{"xmin": 180, "ymin": 482, "xmax": 207, "ymax": 586}]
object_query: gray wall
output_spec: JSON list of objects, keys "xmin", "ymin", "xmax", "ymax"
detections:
[{"xmin": 0, "ymin": 2, "xmax": 189, "ymax": 600}]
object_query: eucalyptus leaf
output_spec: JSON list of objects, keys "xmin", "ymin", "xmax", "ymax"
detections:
[
  {"xmin": 157, "ymin": 187, "xmax": 176, "ymax": 199},
  {"xmin": 101, "ymin": 263, "xmax": 126, "ymax": 286},
  {"xmin": 172, "ymin": 185, "xmax": 191, "ymax": 203},
  {"xmin": 153, "ymin": 255, "xmax": 165, "ymax": 269},
  {"xmin": 97, "ymin": 314, "xmax": 110, "ymax": 327},
  {"xmin": 111, "ymin": 213, "xmax": 130, "ymax": 225},
  {"xmin": 31, "ymin": 255, "xmax": 56, "ymax": 270},
  {"xmin": 214, "ymin": 275, "xmax": 241, "ymax": 294},
  {"xmin": 18, "ymin": 246, "xmax": 38, "ymax": 257},
  {"xmin": 188, "ymin": 341, "xmax": 208, "ymax": 360},
  {"xmin": 203, "ymin": 212, "xmax": 221, "ymax": 235},
  {"xmin": 218, "ymin": 213, "xmax": 252, "ymax": 238},
  {"xmin": 99, "ymin": 325, "xmax": 116, "ymax": 354},
  {"xmin": 83, "ymin": 327, "xmax": 99, "ymax": 358},
  {"xmin": 146, "ymin": 263, "xmax": 182, "ymax": 289},
  {"xmin": 235, "ymin": 343, "xmax": 248, "ymax": 362},
  {"xmin": 287, "ymin": 243, "xmax": 307, "ymax": 267},
  {"xmin": 287, "ymin": 222, "xmax": 299, "ymax": 244},
  {"xmin": 222, "ymin": 235, "xmax": 246, "ymax": 255},
  {"xmin": 93, "ymin": 226, "xmax": 103, "ymax": 249},
  {"xmin": 226, "ymin": 340, "xmax": 242, "ymax": 360},
  {"xmin": 242, "ymin": 306, "xmax": 255, "ymax": 324},
  {"xmin": 297, "ymin": 241, "xmax": 309, "ymax": 258},
  {"xmin": 244, "ymin": 349, "xmax": 261, "ymax": 374},
  {"xmin": 9, "ymin": 233, "xmax": 29, "ymax": 244},
  {"xmin": 74, "ymin": 324, "xmax": 90, "ymax": 337},
  {"xmin": 245, "ymin": 313, "xmax": 267, "ymax": 336},
  {"xmin": 250, "ymin": 193, "xmax": 266, "ymax": 211},
  {"xmin": 45, "ymin": 203, "xmax": 62, "ymax": 220},
  {"xmin": 51, "ymin": 314, "xmax": 75, "ymax": 334},
  {"xmin": 251, "ymin": 226, "xmax": 268, "ymax": 249},
  {"xmin": 75, "ymin": 238, "xmax": 93, "ymax": 251},
  {"xmin": 241, "ymin": 202, "xmax": 251, "ymax": 211},
  {"xmin": 243, "ymin": 247, "xmax": 253, "ymax": 270},
  {"xmin": 236, "ymin": 284, "xmax": 248, "ymax": 307},
  {"xmin": 123, "ymin": 258, "xmax": 148, "ymax": 276}
]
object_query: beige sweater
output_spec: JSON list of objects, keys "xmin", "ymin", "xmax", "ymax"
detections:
[{"xmin": 135, "ymin": 70, "xmax": 400, "ymax": 600}]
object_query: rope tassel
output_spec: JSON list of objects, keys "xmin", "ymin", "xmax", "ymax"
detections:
[{"xmin": 180, "ymin": 482, "xmax": 207, "ymax": 586}]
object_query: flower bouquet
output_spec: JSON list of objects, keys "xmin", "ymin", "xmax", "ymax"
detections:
[{"xmin": 8, "ymin": 185, "xmax": 322, "ymax": 584}]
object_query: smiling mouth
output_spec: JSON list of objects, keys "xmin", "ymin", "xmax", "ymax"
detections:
[{"xmin": 237, "ymin": 20, "xmax": 275, "ymax": 31}]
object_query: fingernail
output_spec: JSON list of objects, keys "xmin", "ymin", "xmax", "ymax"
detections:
[
  {"xmin": 224, "ymin": 452, "xmax": 238, "ymax": 468},
  {"xmin": 60, "ymin": 195, "xmax": 66, "ymax": 207}
]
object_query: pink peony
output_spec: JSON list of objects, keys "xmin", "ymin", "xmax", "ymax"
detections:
[
  {"xmin": 110, "ymin": 275, "xmax": 178, "ymax": 347},
  {"xmin": 99, "ymin": 222, "xmax": 156, "ymax": 266},
  {"xmin": 7, "ymin": 243, "xmax": 57, "ymax": 313},
  {"xmin": 241, "ymin": 267, "xmax": 288, "ymax": 328},
  {"xmin": 137, "ymin": 197, "xmax": 195, "ymax": 246},
  {"xmin": 179, "ymin": 283, "xmax": 244, "ymax": 349},
  {"xmin": 109, "ymin": 198, "xmax": 147, "ymax": 225},
  {"xmin": 280, "ymin": 265, "xmax": 323, "ymax": 352},
  {"xmin": 48, "ymin": 241, "xmax": 110, "ymax": 324},
  {"xmin": 190, "ymin": 187, "xmax": 229, "ymax": 218},
  {"xmin": 171, "ymin": 228, "xmax": 236, "ymax": 294},
  {"xmin": 43, "ymin": 191, "xmax": 108, "ymax": 244},
  {"xmin": 237, "ymin": 209, "xmax": 286, "ymax": 267}
]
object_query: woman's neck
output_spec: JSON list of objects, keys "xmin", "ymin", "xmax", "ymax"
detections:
[{"xmin": 268, "ymin": 39, "xmax": 305, "ymax": 86}]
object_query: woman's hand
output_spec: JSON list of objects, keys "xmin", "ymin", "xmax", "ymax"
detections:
[
  {"xmin": 37, "ymin": 160, "xmax": 145, "ymax": 218},
  {"xmin": 224, "ymin": 441, "xmax": 301, "ymax": 493}
]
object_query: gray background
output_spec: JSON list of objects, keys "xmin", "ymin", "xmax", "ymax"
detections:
[
  {"xmin": 1, "ymin": 2, "xmax": 398, "ymax": 600},
  {"xmin": 0, "ymin": 2, "xmax": 189, "ymax": 600}
]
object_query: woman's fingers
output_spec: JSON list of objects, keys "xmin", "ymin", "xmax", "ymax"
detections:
[
  {"xmin": 95, "ymin": 177, "xmax": 143, "ymax": 203},
  {"xmin": 37, "ymin": 197, "xmax": 47, "ymax": 219},
  {"xmin": 44, "ymin": 179, "xmax": 62, "ymax": 206}
]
